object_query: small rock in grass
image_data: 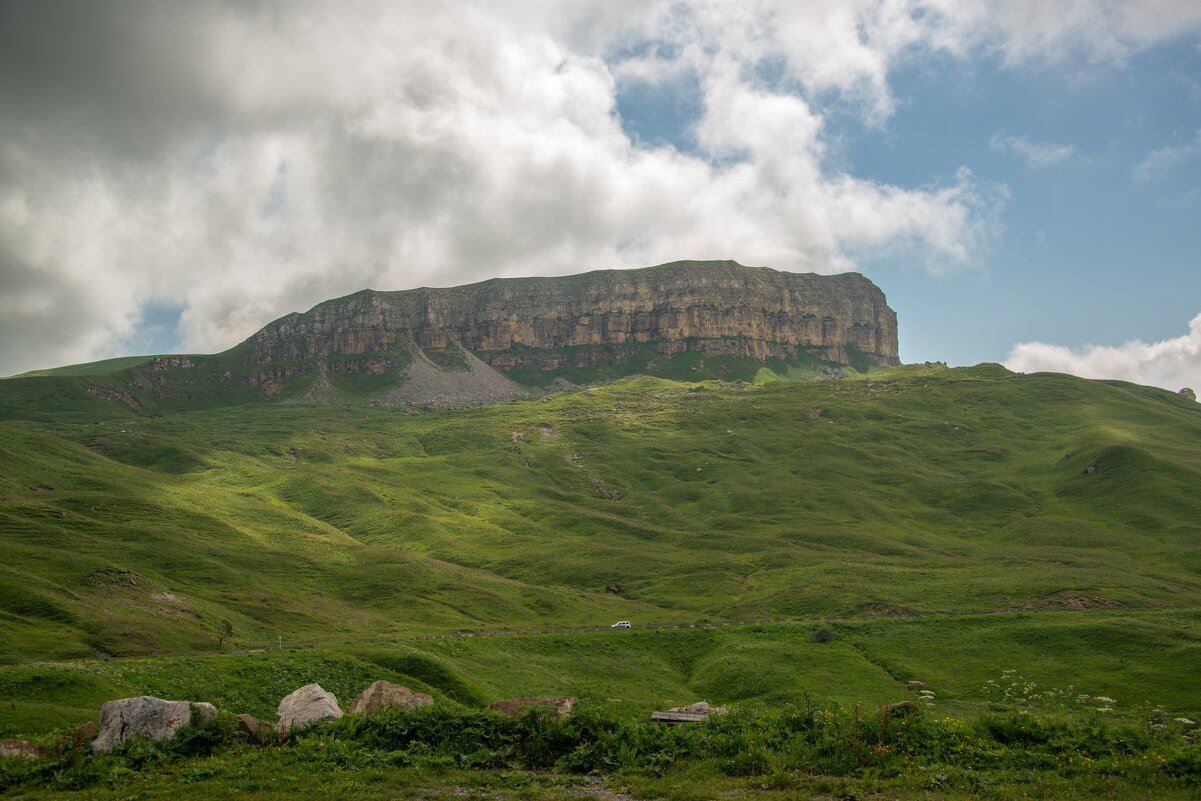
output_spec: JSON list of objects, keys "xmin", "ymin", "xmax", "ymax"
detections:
[
  {"xmin": 0, "ymin": 739, "xmax": 52, "ymax": 759},
  {"xmin": 235, "ymin": 713, "xmax": 273, "ymax": 742},
  {"xmin": 881, "ymin": 701, "xmax": 920, "ymax": 718},
  {"xmin": 669, "ymin": 701, "xmax": 727, "ymax": 717},
  {"xmin": 488, "ymin": 696, "xmax": 576, "ymax": 718},
  {"xmin": 349, "ymin": 681, "xmax": 433, "ymax": 715}
]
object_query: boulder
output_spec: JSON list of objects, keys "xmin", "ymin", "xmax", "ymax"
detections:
[
  {"xmin": 91, "ymin": 696, "xmax": 217, "ymax": 753},
  {"xmin": 1180, "ymin": 388, "xmax": 1196, "ymax": 402},
  {"xmin": 669, "ymin": 701, "xmax": 727, "ymax": 717},
  {"xmin": 488, "ymin": 696, "xmax": 576, "ymax": 718},
  {"xmin": 276, "ymin": 684, "xmax": 342, "ymax": 735},
  {"xmin": 881, "ymin": 701, "xmax": 920, "ymax": 718},
  {"xmin": 651, "ymin": 701, "xmax": 728, "ymax": 725},
  {"xmin": 0, "ymin": 739, "xmax": 52, "ymax": 759},
  {"xmin": 235, "ymin": 713, "xmax": 273, "ymax": 742},
  {"xmin": 349, "ymin": 681, "xmax": 433, "ymax": 715}
]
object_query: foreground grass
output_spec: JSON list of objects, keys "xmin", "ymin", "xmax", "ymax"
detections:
[
  {"xmin": 4, "ymin": 612, "xmax": 1200, "ymax": 741},
  {"xmin": 3, "ymin": 704, "xmax": 1200, "ymax": 800}
]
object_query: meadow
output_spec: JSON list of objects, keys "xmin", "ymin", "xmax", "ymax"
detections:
[{"xmin": 2, "ymin": 362, "xmax": 1201, "ymax": 797}]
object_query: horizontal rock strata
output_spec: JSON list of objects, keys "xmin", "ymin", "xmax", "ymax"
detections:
[{"xmin": 244, "ymin": 261, "xmax": 899, "ymax": 376}]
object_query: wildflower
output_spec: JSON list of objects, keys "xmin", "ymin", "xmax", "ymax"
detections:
[
  {"xmin": 1175, "ymin": 718, "xmax": 1196, "ymax": 726},
  {"xmin": 1094, "ymin": 696, "xmax": 1116, "ymax": 705},
  {"xmin": 1097, "ymin": 706, "xmax": 1113, "ymax": 713}
]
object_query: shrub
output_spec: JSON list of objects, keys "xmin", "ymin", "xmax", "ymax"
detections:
[{"xmin": 809, "ymin": 626, "xmax": 838, "ymax": 644}]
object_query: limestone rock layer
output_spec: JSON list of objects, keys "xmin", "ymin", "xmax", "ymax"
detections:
[{"xmin": 244, "ymin": 261, "xmax": 899, "ymax": 374}]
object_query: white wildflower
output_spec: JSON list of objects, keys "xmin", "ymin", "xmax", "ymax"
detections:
[
  {"xmin": 1094, "ymin": 696, "xmax": 1116, "ymax": 705},
  {"xmin": 1175, "ymin": 718, "xmax": 1196, "ymax": 726}
]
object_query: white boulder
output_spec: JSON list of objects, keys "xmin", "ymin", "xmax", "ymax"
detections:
[
  {"xmin": 276, "ymin": 683, "xmax": 343, "ymax": 735},
  {"xmin": 91, "ymin": 696, "xmax": 217, "ymax": 753}
]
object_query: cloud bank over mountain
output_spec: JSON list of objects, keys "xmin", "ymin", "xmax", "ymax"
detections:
[
  {"xmin": 1, "ymin": 1, "xmax": 1199, "ymax": 375},
  {"xmin": 1006, "ymin": 313, "xmax": 1201, "ymax": 392}
]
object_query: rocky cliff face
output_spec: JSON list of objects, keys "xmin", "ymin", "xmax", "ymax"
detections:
[{"xmin": 243, "ymin": 261, "xmax": 899, "ymax": 386}]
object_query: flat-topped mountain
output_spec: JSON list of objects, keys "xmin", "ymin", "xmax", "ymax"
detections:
[
  {"xmin": 1, "ymin": 261, "xmax": 898, "ymax": 416},
  {"xmin": 251, "ymin": 260, "xmax": 895, "ymax": 371},
  {"xmin": 246, "ymin": 260, "xmax": 897, "ymax": 404}
]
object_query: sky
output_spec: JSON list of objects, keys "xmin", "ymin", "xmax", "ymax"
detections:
[{"xmin": 1, "ymin": 1, "xmax": 1200, "ymax": 390}]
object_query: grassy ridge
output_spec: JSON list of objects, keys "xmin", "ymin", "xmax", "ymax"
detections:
[
  {"xmin": 2, "ymin": 363, "xmax": 1201, "ymax": 741},
  {"xmin": 4, "ymin": 364, "xmax": 1200, "ymax": 653}
]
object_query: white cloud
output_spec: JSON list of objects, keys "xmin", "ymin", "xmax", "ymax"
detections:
[
  {"xmin": 990, "ymin": 133, "xmax": 1080, "ymax": 168},
  {"xmin": 1, "ymin": 1, "xmax": 1199, "ymax": 375},
  {"xmin": 924, "ymin": 0, "xmax": 1201, "ymax": 67},
  {"xmin": 1005, "ymin": 314, "xmax": 1201, "ymax": 392},
  {"xmin": 1133, "ymin": 129, "xmax": 1201, "ymax": 182}
]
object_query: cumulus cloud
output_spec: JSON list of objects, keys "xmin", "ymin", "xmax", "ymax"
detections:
[
  {"xmin": 1133, "ymin": 129, "xmax": 1201, "ymax": 182},
  {"xmin": 990, "ymin": 133, "xmax": 1080, "ymax": 168},
  {"xmin": 1, "ymin": 0, "xmax": 1199, "ymax": 375},
  {"xmin": 925, "ymin": 0, "xmax": 1201, "ymax": 67},
  {"xmin": 1005, "ymin": 314, "xmax": 1201, "ymax": 392}
]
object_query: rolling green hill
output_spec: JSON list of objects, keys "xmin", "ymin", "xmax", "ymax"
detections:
[{"xmin": 2, "ymin": 362, "xmax": 1201, "ymax": 739}]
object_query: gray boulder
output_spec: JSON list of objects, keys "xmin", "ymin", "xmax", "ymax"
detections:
[
  {"xmin": 276, "ymin": 683, "xmax": 342, "ymax": 735},
  {"xmin": 91, "ymin": 696, "xmax": 217, "ymax": 753},
  {"xmin": 348, "ymin": 681, "xmax": 433, "ymax": 715}
]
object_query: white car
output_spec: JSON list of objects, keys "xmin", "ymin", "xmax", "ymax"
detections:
[{"xmin": 610, "ymin": 620, "xmax": 631, "ymax": 629}]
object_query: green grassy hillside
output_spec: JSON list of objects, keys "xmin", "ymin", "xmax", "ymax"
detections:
[{"xmin": 2, "ymin": 363, "xmax": 1201, "ymax": 739}]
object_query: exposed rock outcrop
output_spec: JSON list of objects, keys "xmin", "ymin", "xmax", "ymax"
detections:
[
  {"xmin": 91, "ymin": 696, "xmax": 217, "ymax": 753},
  {"xmin": 1180, "ymin": 388, "xmax": 1196, "ymax": 402},
  {"xmin": 243, "ymin": 261, "xmax": 898, "ymax": 399},
  {"xmin": 276, "ymin": 684, "xmax": 342, "ymax": 735},
  {"xmin": 52, "ymin": 261, "xmax": 900, "ymax": 413},
  {"xmin": 348, "ymin": 681, "xmax": 434, "ymax": 715}
]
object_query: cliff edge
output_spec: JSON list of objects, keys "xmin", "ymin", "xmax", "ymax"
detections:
[
  {"xmin": 241, "ymin": 260, "xmax": 897, "ymax": 402},
  {"xmin": 0, "ymin": 260, "xmax": 900, "ymax": 415}
]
